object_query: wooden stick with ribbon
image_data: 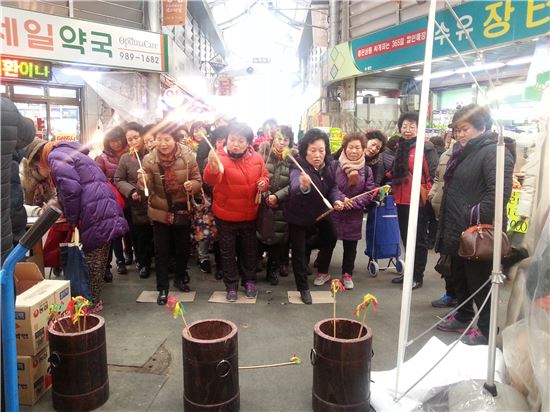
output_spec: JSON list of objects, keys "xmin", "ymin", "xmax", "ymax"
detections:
[
  {"xmin": 201, "ymin": 132, "xmax": 224, "ymax": 174},
  {"xmin": 285, "ymin": 152, "xmax": 333, "ymax": 210},
  {"xmin": 134, "ymin": 148, "xmax": 149, "ymax": 197},
  {"xmin": 315, "ymin": 185, "xmax": 390, "ymax": 222}
]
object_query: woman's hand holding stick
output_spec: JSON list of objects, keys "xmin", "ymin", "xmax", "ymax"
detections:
[
  {"xmin": 134, "ymin": 149, "xmax": 149, "ymax": 197},
  {"xmin": 315, "ymin": 186, "xmax": 382, "ymax": 222},
  {"xmin": 285, "ymin": 153, "xmax": 333, "ymax": 210}
]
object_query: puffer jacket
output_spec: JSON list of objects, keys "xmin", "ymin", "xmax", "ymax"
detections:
[
  {"xmin": 141, "ymin": 144, "xmax": 202, "ymax": 225},
  {"xmin": 114, "ymin": 148, "xmax": 149, "ymax": 225},
  {"xmin": 332, "ymin": 163, "xmax": 376, "ymax": 240},
  {"xmin": 428, "ymin": 147, "xmax": 452, "ymax": 218},
  {"xmin": 436, "ymin": 132, "xmax": 516, "ymax": 256},
  {"xmin": 48, "ymin": 141, "xmax": 128, "ymax": 252},
  {"xmin": 284, "ymin": 157, "xmax": 342, "ymax": 227},
  {"xmin": 204, "ymin": 147, "xmax": 269, "ymax": 222},
  {"xmin": 262, "ymin": 149, "xmax": 293, "ymax": 245},
  {"xmin": 95, "ymin": 147, "xmax": 127, "ymax": 181},
  {"xmin": 1, "ymin": 97, "xmax": 35, "ymax": 261},
  {"xmin": 11, "ymin": 150, "xmax": 27, "ymax": 243}
]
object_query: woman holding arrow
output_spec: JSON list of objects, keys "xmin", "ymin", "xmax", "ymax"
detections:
[{"xmin": 284, "ymin": 128, "xmax": 345, "ymax": 304}]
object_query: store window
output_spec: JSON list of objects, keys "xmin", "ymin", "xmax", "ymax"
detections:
[{"xmin": 2, "ymin": 83, "xmax": 82, "ymax": 142}]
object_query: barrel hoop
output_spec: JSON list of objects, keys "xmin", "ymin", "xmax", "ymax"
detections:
[
  {"xmin": 312, "ymin": 349, "xmax": 370, "ymax": 364},
  {"xmin": 184, "ymin": 352, "xmax": 237, "ymax": 365},
  {"xmin": 53, "ymin": 378, "xmax": 109, "ymax": 398},
  {"xmin": 312, "ymin": 390, "xmax": 370, "ymax": 409},
  {"xmin": 51, "ymin": 340, "xmax": 106, "ymax": 357},
  {"xmin": 184, "ymin": 390, "xmax": 239, "ymax": 409}
]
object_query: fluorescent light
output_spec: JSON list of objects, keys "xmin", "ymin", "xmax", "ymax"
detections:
[
  {"xmin": 410, "ymin": 68, "xmax": 421, "ymax": 72},
  {"xmin": 385, "ymin": 66, "xmax": 403, "ymax": 72},
  {"xmin": 455, "ymin": 62, "xmax": 504, "ymax": 74},
  {"xmin": 506, "ymin": 56, "xmax": 532, "ymax": 66},
  {"xmin": 414, "ymin": 70, "xmax": 454, "ymax": 81},
  {"xmin": 406, "ymin": 62, "xmax": 423, "ymax": 67}
]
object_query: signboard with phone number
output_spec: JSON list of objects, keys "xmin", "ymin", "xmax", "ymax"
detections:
[{"xmin": 0, "ymin": 6, "xmax": 168, "ymax": 73}]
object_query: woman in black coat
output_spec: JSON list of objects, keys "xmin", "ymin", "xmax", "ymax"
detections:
[{"xmin": 435, "ymin": 104, "xmax": 515, "ymax": 345}]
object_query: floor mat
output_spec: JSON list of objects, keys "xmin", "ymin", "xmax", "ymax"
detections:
[
  {"xmin": 208, "ymin": 291, "xmax": 257, "ymax": 304},
  {"xmin": 287, "ymin": 291, "xmax": 334, "ymax": 304},
  {"xmin": 136, "ymin": 290, "xmax": 196, "ymax": 303}
]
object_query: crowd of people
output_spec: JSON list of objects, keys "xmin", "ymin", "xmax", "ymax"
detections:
[{"xmin": 2, "ymin": 96, "xmax": 515, "ymax": 346}]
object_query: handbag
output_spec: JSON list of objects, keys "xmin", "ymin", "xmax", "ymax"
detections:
[
  {"xmin": 458, "ymin": 204, "xmax": 512, "ymax": 261},
  {"xmin": 256, "ymin": 198, "xmax": 275, "ymax": 242},
  {"xmin": 60, "ymin": 228, "xmax": 92, "ymax": 300}
]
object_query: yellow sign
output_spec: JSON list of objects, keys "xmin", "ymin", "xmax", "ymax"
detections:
[
  {"xmin": 54, "ymin": 133, "xmax": 76, "ymax": 142},
  {"xmin": 507, "ymin": 191, "xmax": 528, "ymax": 234}
]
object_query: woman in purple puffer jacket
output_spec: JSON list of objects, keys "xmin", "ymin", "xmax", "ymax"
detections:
[
  {"xmin": 332, "ymin": 132, "xmax": 376, "ymax": 289},
  {"xmin": 32, "ymin": 140, "xmax": 128, "ymax": 312}
]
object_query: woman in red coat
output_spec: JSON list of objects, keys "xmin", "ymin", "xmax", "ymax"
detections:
[{"xmin": 203, "ymin": 122, "xmax": 269, "ymax": 302}]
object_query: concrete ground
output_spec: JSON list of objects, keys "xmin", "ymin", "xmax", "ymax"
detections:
[{"xmin": 23, "ymin": 236, "xmax": 513, "ymax": 412}]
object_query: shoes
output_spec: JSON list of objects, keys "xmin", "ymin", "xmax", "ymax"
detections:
[
  {"xmin": 116, "ymin": 262, "xmax": 128, "ymax": 275},
  {"xmin": 412, "ymin": 280, "xmax": 423, "ymax": 290},
  {"xmin": 461, "ymin": 328, "xmax": 488, "ymax": 346},
  {"xmin": 215, "ymin": 269, "xmax": 224, "ymax": 280},
  {"xmin": 139, "ymin": 266, "xmax": 150, "ymax": 279},
  {"xmin": 313, "ymin": 273, "xmax": 331, "ymax": 286},
  {"xmin": 226, "ymin": 290, "xmax": 238, "ymax": 302},
  {"xmin": 124, "ymin": 251, "xmax": 133, "ymax": 266},
  {"xmin": 436, "ymin": 313, "xmax": 469, "ymax": 333},
  {"xmin": 279, "ymin": 264, "xmax": 289, "ymax": 277},
  {"xmin": 199, "ymin": 259, "xmax": 212, "ymax": 273},
  {"xmin": 157, "ymin": 290, "xmax": 168, "ymax": 305},
  {"xmin": 431, "ymin": 295, "xmax": 458, "ymax": 308},
  {"xmin": 136, "ymin": 262, "xmax": 143, "ymax": 271},
  {"xmin": 89, "ymin": 300, "xmax": 104, "ymax": 314},
  {"xmin": 266, "ymin": 270, "xmax": 279, "ymax": 286},
  {"xmin": 104, "ymin": 269, "xmax": 113, "ymax": 283},
  {"xmin": 52, "ymin": 267, "xmax": 63, "ymax": 277},
  {"xmin": 244, "ymin": 281, "xmax": 257, "ymax": 299},
  {"xmin": 300, "ymin": 290, "xmax": 312, "ymax": 304},
  {"xmin": 392, "ymin": 275, "xmax": 404, "ymax": 284},
  {"xmin": 342, "ymin": 274, "xmax": 354, "ymax": 289},
  {"xmin": 174, "ymin": 279, "xmax": 190, "ymax": 293}
]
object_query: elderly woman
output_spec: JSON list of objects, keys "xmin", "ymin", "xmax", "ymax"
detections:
[
  {"xmin": 284, "ymin": 128, "xmax": 345, "ymax": 304},
  {"xmin": 138, "ymin": 124, "xmax": 202, "ymax": 305},
  {"xmin": 435, "ymin": 104, "xmax": 515, "ymax": 345},
  {"xmin": 364, "ymin": 130, "xmax": 388, "ymax": 185},
  {"xmin": 28, "ymin": 140, "xmax": 128, "ymax": 312}
]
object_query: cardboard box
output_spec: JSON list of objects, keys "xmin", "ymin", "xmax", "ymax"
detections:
[
  {"xmin": 15, "ymin": 280, "xmax": 69, "ymax": 356},
  {"xmin": 17, "ymin": 346, "xmax": 52, "ymax": 405},
  {"xmin": 14, "ymin": 262, "xmax": 44, "ymax": 296}
]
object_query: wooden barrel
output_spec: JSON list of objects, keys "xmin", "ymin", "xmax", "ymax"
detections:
[
  {"xmin": 311, "ymin": 318, "xmax": 373, "ymax": 412},
  {"xmin": 182, "ymin": 319, "xmax": 239, "ymax": 411},
  {"xmin": 48, "ymin": 314, "xmax": 109, "ymax": 411}
]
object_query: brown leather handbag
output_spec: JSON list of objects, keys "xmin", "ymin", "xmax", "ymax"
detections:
[{"xmin": 458, "ymin": 205, "xmax": 511, "ymax": 261}]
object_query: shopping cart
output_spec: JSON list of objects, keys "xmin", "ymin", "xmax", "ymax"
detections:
[
  {"xmin": 364, "ymin": 193, "xmax": 404, "ymax": 277},
  {"xmin": 1, "ymin": 206, "xmax": 61, "ymax": 411}
]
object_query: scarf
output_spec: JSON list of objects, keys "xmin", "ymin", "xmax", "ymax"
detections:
[
  {"xmin": 39, "ymin": 141, "xmax": 60, "ymax": 188},
  {"xmin": 443, "ymin": 132, "xmax": 493, "ymax": 183},
  {"xmin": 391, "ymin": 138, "xmax": 415, "ymax": 184},
  {"xmin": 158, "ymin": 146, "xmax": 180, "ymax": 195},
  {"xmin": 339, "ymin": 151, "xmax": 365, "ymax": 186},
  {"xmin": 443, "ymin": 143, "xmax": 465, "ymax": 183},
  {"xmin": 272, "ymin": 145, "xmax": 284, "ymax": 160}
]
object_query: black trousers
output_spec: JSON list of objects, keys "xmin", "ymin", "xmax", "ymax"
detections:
[
  {"xmin": 342, "ymin": 239, "xmax": 358, "ymax": 276},
  {"xmin": 396, "ymin": 204, "xmax": 429, "ymax": 282},
  {"xmin": 108, "ymin": 236, "xmax": 125, "ymax": 266},
  {"xmin": 451, "ymin": 255, "xmax": 492, "ymax": 337},
  {"xmin": 289, "ymin": 219, "xmax": 337, "ymax": 291},
  {"xmin": 133, "ymin": 224, "xmax": 154, "ymax": 267},
  {"xmin": 216, "ymin": 219, "xmax": 257, "ymax": 291},
  {"xmin": 153, "ymin": 222, "xmax": 190, "ymax": 291}
]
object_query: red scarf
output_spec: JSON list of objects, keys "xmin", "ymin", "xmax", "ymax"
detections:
[{"xmin": 158, "ymin": 147, "xmax": 180, "ymax": 195}]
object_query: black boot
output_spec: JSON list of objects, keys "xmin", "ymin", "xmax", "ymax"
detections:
[
  {"xmin": 266, "ymin": 259, "xmax": 279, "ymax": 285},
  {"xmin": 157, "ymin": 290, "xmax": 168, "ymax": 305},
  {"xmin": 124, "ymin": 250, "xmax": 133, "ymax": 265}
]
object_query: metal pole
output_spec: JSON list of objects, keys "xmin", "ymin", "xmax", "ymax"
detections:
[
  {"xmin": 394, "ymin": 0, "xmax": 437, "ymax": 399},
  {"xmin": 329, "ymin": 0, "xmax": 339, "ymax": 48},
  {"xmin": 484, "ymin": 131, "xmax": 506, "ymax": 396}
]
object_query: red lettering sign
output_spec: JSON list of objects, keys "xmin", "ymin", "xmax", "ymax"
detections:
[{"xmin": 355, "ymin": 29, "xmax": 427, "ymax": 60}]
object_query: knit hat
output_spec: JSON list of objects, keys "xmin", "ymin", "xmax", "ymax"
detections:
[{"xmin": 26, "ymin": 138, "xmax": 47, "ymax": 161}]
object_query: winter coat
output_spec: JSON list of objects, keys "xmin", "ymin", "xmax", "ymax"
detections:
[
  {"xmin": 11, "ymin": 150, "xmax": 27, "ymax": 243},
  {"xmin": 95, "ymin": 147, "xmax": 126, "ymax": 181},
  {"xmin": 48, "ymin": 141, "xmax": 128, "ymax": 252},
  {"xmin": 114, "ymin": 149, "xmax": 149, "ymax": 225},
  {"xmin": 332, "ymin": 163, "xmax": 376, "ymax": 240},
  {"xmin": 204, "ymin": 147, "xmax": 269, "ymax": 222},
  {"xmin": 263, "ymin": 149, "xmax": 293, "ymax": 245},
  {"xmin": 428, "ymin": 147, "xmax": 452, "ymax": 218},
  {"xmin": 390, "ymin": 143, "xmax": 434, "ymax": 206},
  {"xmin": 284, "ymin": 157, "xmax": 342, "ymax": 227},
  {"xmin": 435, "ymin": 132, "xmax": 516, "ymax": 256},
  {"xmin": 1, "ymin": 97, "xmax": 35, "ymax": 261},
  {"xmin": 140, "ymin": 144, "xmax": 202, "ymax": 225}
]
